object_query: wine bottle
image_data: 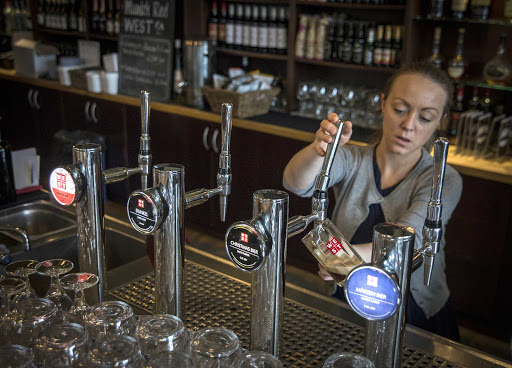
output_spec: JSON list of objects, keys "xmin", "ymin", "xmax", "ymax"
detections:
[
  {"xmin": 428, "ymin": 0, "xmax": 444, "ymax": 19},
  {"xmin": 324, "ymin": 17, "xmax": 336, "ymax": 61},
  {"xmin": 114, "ymin": 0, "xmax": 120, "ymax": 34},
  {"xmin": 106, "ymin": 0, "xmax": 114, "ymax": 35},
  {"xmin": 352, "ymin": 22, "xmax": 365, "ymax": 64},
  {"xmin": 451, "ymin": 0, "xmax": 468, "ymax": 19},
  {"xmin": 449, "ymin": 84, "xmax": 464, "ymax": 137},
  {"xmin": 341, "ymin": 22, "xmax": 354, "ymax": 63},
  {"xmin": 391, "ymin": 25, "xmax": 401, "ymax": 68},
  {"xmin": 217, "ymin": 2, "xmax": 226, "ymax": 47},
  {"xmin": 258, "ymin": 5, "xmax": 268, "ymax": 53},
  {"xmin": 267, "ymin": 6, "xmax": 278, "ymax": 54},
  {"xmin": 77, "ymin": 0, "xmax": 86, "ymax": 32},
  {"xmin": 68, "ymin": 0, "xmax": 78, "ymax": 31},
  {"xmin": 249, "ymin": 4, "xmax": 259, "ymax": 51},
  {"xmin": 470, "ymin": 0, "xmax": 490, "ymax": 20},
  {"xmin": 373, "ymin": 25, "xmax": 384, "ymax": 67},
  {"xmin": 429, "ymin": 27, "xmax": 443, "ymax": 69},
  {"xmin": 363, "ymin": 26, "xmax": 375, "ymax": 66},
  {"xmin": 483, "ymin": 33, "xmax": 512, "ymax": 86},
  {"xmin": 242, "ymin": 4, "xmax": 251, "ymax": 51},
  {"xmin": 225, "ymin": 3, "xmax": 235, "ymax": 49},
  {"xmin": 37, "ymin": 0, "xmax": 45, "ymax": 26},
  {"xmin": 335, "ymin": 19, "xmax": 345, "ymax": 62},
  {"xmin": 276, "ymin": 6, "xmax": 287, "ymax": 55},
  {"xmin": 381, "ymin": 25, "xmax": 393, "ymax": 67},
  {"xmin": 234, "ymin": 4, "xmax": 243, "ymax": 50},
  {"xmin": 208, "ymin": 1, "xmax": 218, "ymax": 45},
  {"xmin": 98, "ymin": 0, "xmax": 106, "ymax": 33},
  {"xmin": 447, "ymin": 27, "xmax": 466, "ymax": 81},
  {"xmin": 91, "ymin": 0, "xmax": 99, "ymax": 33}
]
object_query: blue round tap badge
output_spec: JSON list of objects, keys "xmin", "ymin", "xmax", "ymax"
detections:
[{"xmin": 344, "ymin": 265, "xmax": 400, "ymax": 321}]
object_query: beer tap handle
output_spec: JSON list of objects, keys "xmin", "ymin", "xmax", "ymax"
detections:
[
  {"xmin": 218, "ymin": 103, "xmax": 233, "ymax": 221},
  {"xmin": 139, "ymin": 91, "xmax": 152, "ymax": 190},
  {"xmin": 315, "ymin": 120, "xmax": 344, "ymax": 193},
  {"xmin": 423, "ymin": 137, "xmax": 449, "ymax": 285}
]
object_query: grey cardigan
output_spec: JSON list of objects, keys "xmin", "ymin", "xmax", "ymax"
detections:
[{"xmin": 283, "ymin": 143, "xmax": 463, "ymax": 318}]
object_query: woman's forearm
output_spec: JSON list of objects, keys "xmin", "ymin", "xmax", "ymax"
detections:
[{"xmin": 283, "ymin": 143, "xmax": 325, "ymax": 191}]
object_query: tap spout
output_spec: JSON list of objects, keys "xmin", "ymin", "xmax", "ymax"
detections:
[
  {"xmin": 421, "ymin": 138, "xmax": 449, "ymax": 286},
  {"xmin": 287, "ymin": 213, "xmax": 318, "ymax": 238},
  {"xmin": 139, "ymin": 90, "xmax": 152, "ymax": 190},
  {"xmin": 0, "ymin": 225, "xmax": 30, "ymax": 251},
  {"xmin": 217, "ymin": 103, "xmax": 233, "ymax": 221},
  {"xmin": 103, "ymin": 167, "xmax": 142, "ymax": 184}
]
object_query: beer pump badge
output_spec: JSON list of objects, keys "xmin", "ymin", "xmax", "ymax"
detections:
[
  {"xmin": 345, "ymin": 266, "xmax": 399, "ymax": 320},
  {"xmin": 128, "ymin": 193, "xmax": 157, "ymax": 234},
  {"xmin": 226, "ymin": 224, "xmax": 266, "ymax": 271},
  {"xmin": 50, "ymin": 168, "xmax": 76, "ymax": 206}
]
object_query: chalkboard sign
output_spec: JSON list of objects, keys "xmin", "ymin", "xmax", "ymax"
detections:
[{"xmin": 118, "ymin": 0, "xmax": 176, "ymax": 102}]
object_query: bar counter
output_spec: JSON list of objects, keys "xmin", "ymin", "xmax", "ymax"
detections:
[{"xmin": 1, "ymin": 68, "xmax": 511, "ymax": 185}]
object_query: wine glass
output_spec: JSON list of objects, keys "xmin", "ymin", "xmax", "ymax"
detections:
[
  {"xmin": 0, "ymin": 278, "xmax": 26, "ymax": 344},
  {"xmin": 4, "ymin": 260, "xmax": 41, "ymax": 303},
  {"xmin": 60, "ymin": 272, "xmax": 99, "ymax": 323},
  {"xmin": 37, "ymin": 259, "xmax": 74, "ymax": 318}
]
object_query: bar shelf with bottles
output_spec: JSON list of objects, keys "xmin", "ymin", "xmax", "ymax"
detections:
[
  {"xmin": 422, "ymin": 0, "xmax": 512, "ymax": 25},
  {"xmin": 208, "ymin": 2, "xmax": 289, "ymax": 58},
  {"xmin": 297, "ymin": 1, "xmax": 406, "ymax": 11},
  {"xmin": 413, "ymin": 15, "xmax": 512, "ymax": 27},
  {"xmin": 296, "ymin": 12, "xmax": 403, "ymax": 71}
]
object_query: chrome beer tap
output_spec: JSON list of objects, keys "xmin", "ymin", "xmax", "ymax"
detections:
[
  {"xmin": 49, "ymin": 90, "xmax": 153, "ymax": 304},
  {"xmin": 224, "ymin": 119, "xmax": 344, "ymax": 357},
  {"xmin": 127, "ymin": 103, "xmax": 233, "ymax": 319},
  {"xmin": 412, "ymin": 137, "xmax": 449, "ymax": 285},
  {"xmin": 343, "ymin": 138, "xmax": 450, "ymax": 368}
]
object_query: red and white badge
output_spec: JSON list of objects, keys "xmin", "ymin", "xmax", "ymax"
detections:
[
  {"xmin": 50, "ymin": 168, "xmax": 76, "ymax": 206},
  {"xmin": 325, "ymin": 237, "xmax": 344, "ymax": 256}
]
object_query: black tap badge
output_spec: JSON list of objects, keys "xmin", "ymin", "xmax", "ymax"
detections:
[
  {"xmin": 119, "ymin": 0, "xmax": 176, "ymax": 102},
  {"xmin": 226, "ymin": 225, "xmax": 266, "ymax": 272},
  {"xmin": 128, "ymin": 193, "xmax": 157, "ymax": 234}
]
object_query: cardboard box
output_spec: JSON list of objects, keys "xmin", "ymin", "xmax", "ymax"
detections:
[{"xmin": 13, "ymin": 39, "xmax": 58, "ymax": 79}]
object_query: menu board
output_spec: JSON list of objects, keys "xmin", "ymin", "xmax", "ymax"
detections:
[{"xmin": 118, "ymin": 0, "xmax": 175, "ymax": 102}]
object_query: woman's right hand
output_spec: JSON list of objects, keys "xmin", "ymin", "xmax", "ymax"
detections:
[
  {"xmin": 317, "ymin": 263, "xmax": 334, "ymax": 281},
  {"xmin": 313, "ymin": 113, "xmax": 353, "ymax": 157}
]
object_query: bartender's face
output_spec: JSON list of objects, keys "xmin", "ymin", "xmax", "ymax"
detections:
[{"xmin": 380, "ymin": 73, "xmax": 447, "ymax": 155}]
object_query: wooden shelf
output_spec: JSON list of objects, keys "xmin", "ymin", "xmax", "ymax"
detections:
[
  {"xmin": 216, "ymin": 47, "xmax": 288, "ymax": 61},
  {"xmin": 89, "ymin": 33, "xmax": 118, "ymax": 41},
  {"xmin": 414, "ymin": 16, "xmax": 512, "ymax": 27},
  {"xmin": 295, "ymin": 58, "xmax": 396, "ymax": 72},
  {"xmin": 297, "ymin": 1, "xmax": 406, "ymax": 10},
  {"xmin": 35, "ymin": 28, "xmax": 87, "ymax": 38},
  {"xmin": 464, "ymin": 80, "xmax": 512, "ymax": 93}
]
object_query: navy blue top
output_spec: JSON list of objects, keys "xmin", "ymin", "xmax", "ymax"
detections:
[{"xmin": 350, "ymin": 152, "xmax": 401, "ymax": 244}]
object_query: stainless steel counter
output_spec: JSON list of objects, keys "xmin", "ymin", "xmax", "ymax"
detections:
[{"xmin": 106, "ymin": 245, "xmax": 512, "ymax": 368}]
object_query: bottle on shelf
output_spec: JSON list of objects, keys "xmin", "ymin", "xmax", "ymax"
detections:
[
  {"xmin": 468, "ymin": 86, "xmax": 479, "ymax": 109},
  {"xmin": 37, "ymin": 0, "xmax": 45, "ymax": 27},
  {"xmin": 381, "ymin": 24, "xmax": 393, "ymax": 67},
  {"xmin": 267, "ymin": 6, "xmax": 278, "ymax": 54},
  {"xmin": 341, "ymin": 22, "xmax": 354, "ymax": 64},
  {"xmin": 259, "ymin": 5, "xmax": 268, "ymax": 53},
  {"xmin": 61, "ymin": 0, "xmax": 69, "ymax": 30},
  {"xmin": 114, "ymin": 0, "xmax": 120, "ymax": 34},
  {"xmin": 390, "ymin": 25, "xmax": 401, "ymax": 68},
  {"xmin": 3, "ymin": 0, "xmax": 13, "ymax": 34},
  {"xmin": 234, "ymin": 4, "xmax": 243, "ymax": 50},
  {"xmin": 470, "ymin": 0, "xmax": 490, "ymax": 20},
  {"xmin": 23, "ymin": 0, "xmax": 31, "ymax": 31},
  {"xmin": 449, "ymin": 84, "xmax": 464, "ymax": 137},
  {"xmin": 451, "ymin": 0, "xmax": 468, "ymax": 20},
  {"xmin": 91, "ymin": 0, "xmax": 99, "ymax": 33},
  {"xmin": 324, "ymin": 16, "xmax": 336, "ymax": 61},
  {"xmin": 295, "ymin": 14, "xmax": 308, "ymax": 59},
  {"xmin": 98, "ymin": 0, "xmax": 106, "ymax": 33},
  {"xmin": 305, "ymin": 16, "xmax": 317, "ymax": 60},
  {"xmin": 447, "ymin": 27, "xmax": 466, "ymax": 81},
  {"xmin": 225, "ymin": 3, "xmax": 235, "ymax": 49},
  {"xmin": 77, "ymin": 0, "xmax": 86, "ymax": 32},
  {"xmin": 505, "ymin": 0, "xmax": 512, "ymax": 21},
  {"xmin": 352, "ymin": 22, "xmax": 365, "ymax": 65},
  {"xmin": 242, "ymin": 4, "xmax": 251, "ymax": 51},
  {"xmin": 106, "ymin": 0, "xmax": 114, "ymax": 35},
  {"xmin": 479, "ymin": 88, "xmax": 491, "ymax": 113},
  {"xmin": 208, "ymin": 1, "xmax": 218, "ymax": 45},
  {"xmin": 335, "ymin": 18, "xmax": 345, "ymax": 62},
  {"xmin": 249, "ymin": 4, "xmax": 258, "ymax": 52},
  {"xmin": 315, "ymin": 16, "xmax": 328, "ymax": 61},
  {"xmin": 68, "ymin": 0, "xmax": 78, "ymax": 31},
  {"xmin": 428, "ymin": 0, "xmax": 444, "ymax": 19},
  {"xmin": 217, "ymin": 2, "xmax": 226, "ymax": 47},
  {"xmin": 276, "ymin": 6, "xmax": 287, "ymax": 55},
  {"xmin": 363, "ymin": 26, "xmax": 375, "ymax": 66},
  {"xmin": 373, "ymin": 25, "xmax": 384, "ymax": 67},
  {"xmin": 428, "ymin": 26, "xmax": 443, "ymax": 69},
  {"xmin": 483, "ymin": 33, "xmax": 512, "ymax": 86}
]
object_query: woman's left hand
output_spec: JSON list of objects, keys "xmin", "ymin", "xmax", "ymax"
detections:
[{"xmin": 317, "ymin": 263, "xmax": 334, "ymax": 281}]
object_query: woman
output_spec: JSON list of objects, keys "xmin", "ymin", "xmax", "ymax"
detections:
[{"xmin": 283, "ymin": 61, "xmax": 463, "ymax": 340}]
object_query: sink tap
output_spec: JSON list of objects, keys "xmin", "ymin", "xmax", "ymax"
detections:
[
  {"xmin": 223, "ymin": 118, "xmax": 344, "ymax": 357},
  {"xmin": 343, "ymin": 138, "xmax": 451, "ymax": 368},
  {"xmin": 412, "ymin": 138, "xmax": 449, "ymax": 285},
  {"xmin": 126, "ymin": 103, "xmax": 233, "ymax": 318},
  {"xmin": 49, "ymin": 90, "xmax": 152, "ymax": 304},
  {"xmin": 0, "ymin": 225, "xmax": 30, "ymax": 251}
]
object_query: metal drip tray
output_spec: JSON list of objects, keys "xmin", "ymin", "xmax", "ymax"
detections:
[{"xmin": 109, "ymin": 261, "xmax": 463, "ymax": 368}]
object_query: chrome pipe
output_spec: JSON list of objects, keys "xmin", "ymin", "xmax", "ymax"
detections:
[
  {"xmin": 0, "ymin": 225, "xmax": 30, "ymax": 251},
  {"xmin": 286, "ymin": 213, "xmax": 317, "ymax": 239},
  {"xmin": 314, "ymin": 120, "xmax": 344, "ymax": 193},
  {"xmin": 73, "ymin": 143, "xmax": 106, "ymax": 305},
  {"xmin": 103, "ymin": 167, "xmax": 142, "ymax": 184},
  {"xmin": 250, "ymin": 189, "xmax": 289, "ymax": 356},
  {"xmin": 217, "ymin": 103, "xmax": 233, "ymax": 222},
  {"xmin": 364, "ymin": 223, "xmax": 415, "ymax": 368},
  {"xmin": 153, "ymin": 164, "xmax": 186, "ymax": 318},
  {"xmin": 139, "ymin": 91, "xmax": 152, "ymax": 190}
]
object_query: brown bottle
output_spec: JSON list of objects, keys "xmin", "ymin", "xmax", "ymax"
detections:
[{"xmin": 0, "ymin": 137, "xmax": 17, "ymax": 205}]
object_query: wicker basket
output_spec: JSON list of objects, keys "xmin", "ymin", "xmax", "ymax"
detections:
[{"xmin": 202, "ymin": 86, "xmax": 281, "ymax": 118}]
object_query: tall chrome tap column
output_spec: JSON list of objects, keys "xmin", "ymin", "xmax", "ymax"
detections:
[
  {"xmin": 344, "ymin": 138, "xmax": 450, "ymax": 368},
  {"xmin": 128, "ymin": 103, "xmax": 233, "ymax": 318},
  {"xmin": 226, "ymin": 190, "xmax": 289, "ymax": 356},
  {"xmin": 49, "ymin": 91, "xmax": 152, "ymax": 304}
]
